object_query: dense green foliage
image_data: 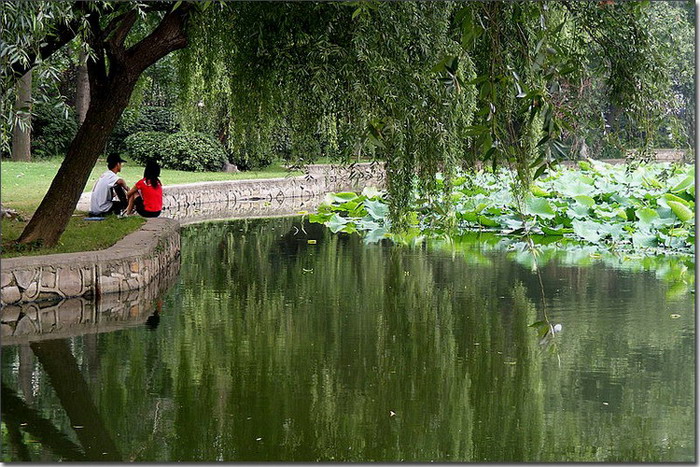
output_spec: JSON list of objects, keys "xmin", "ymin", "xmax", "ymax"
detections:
[
  {"xmin": 124, "ymin": 130, "xmax": 228, "ymax": 172},
  {"xmin": 123, "ymin": 131, "xmax": 167, "ymax": 166},
  {"xmin": 0, "ymin": 1, "xmax": 693, "ymax": 247},
  {"xmin": 309, "ymin": 161, "xmax": 695, "ymax": 257},
  {"xmin": 173, "ymin": 1, "xmax": 692, "ymax": 225},
  {"xmin": 180, "ymin": 2, "xmax": 474, "ymax": 218},
  {"xmin": 159, "ymin": 131, "xmax": 228, "ymax": 172},
  {"xmin": 30, "ymin": 102, "xmax": 77, "ymax": 159},
  {"xmin": 0, "ymin": 1, "xmax": 76, "ymax": 154},
  {"xmin": 107, "ymin": 106, "xmax": 180, "ymax": 157}
]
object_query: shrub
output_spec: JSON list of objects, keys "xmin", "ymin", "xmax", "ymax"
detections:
[
  {"xmin": 124, "ymin": 131, "xmax": 169, "ymax": 166},
  {"xmin": 161, "ymin": 131, "xmax": 228, "ymax": 172},
  {"xmin": 31, "ymin": 103, "xmax": 78, "ymax": 159},
  {"xmin": 124, "ymin": 130, "xmax": 228, "ymax": 172},
  {"xmin": 107, "ymin": 106, "xmax": 179, "ymax": 156}
]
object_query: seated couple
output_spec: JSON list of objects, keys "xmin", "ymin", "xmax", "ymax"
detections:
[{"xmin": 89, "ymin": 155, "xmax": 163, "ymax": 218}]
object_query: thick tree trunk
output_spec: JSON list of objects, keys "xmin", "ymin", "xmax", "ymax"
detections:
[
  {"xmin": 11, "ymin": 71, "xmax": 32, "ymax": 162},
  {"xmin": 75, "ymin": 50, "xmax": 90, "ymax": 125},
  {"xmin": 17, "ymin": 77, "xmax": 136, "ymax": 246}
]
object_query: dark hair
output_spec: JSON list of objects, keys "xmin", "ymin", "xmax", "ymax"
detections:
[
  {"xmin": 107, "ymin": 154, "xmax": 126, "ymax": 170},
  {"xmin": 144, "ymin": 160, "xmax": 161, "ymax": 188}
]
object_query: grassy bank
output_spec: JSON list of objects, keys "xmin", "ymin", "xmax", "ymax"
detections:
[
  {"xmin": 1, "ymin": 215, "xmax": 145, "ymax": 259},
  {"xmin": 1, "ymin": 157, "xmax": 300, "ymax": 258}
]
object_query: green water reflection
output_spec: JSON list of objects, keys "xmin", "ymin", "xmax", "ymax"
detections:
[{"xmin": 1, "ymin": 217, "xmax": 694, "ymax": 462}]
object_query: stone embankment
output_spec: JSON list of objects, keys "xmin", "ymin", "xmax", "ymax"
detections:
[
  {"xmin": 1, "ymin": 259, "xmax": 180, "ymax": 346},
  {"xmin": 1, "ymin": 164, "xmax": 385, "ymax": 341},
  {"xmin": 75, "ymin": 163, "xmax": 385, "ymax": 223},
  {"xmin": 1, "ymin": 218, "xmax": 180, "ymax": 307}
]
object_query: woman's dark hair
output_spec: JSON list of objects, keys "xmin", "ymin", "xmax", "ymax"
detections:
[{"xmin": 144, "ymin": 160, "xmax": 161, "ymax": 187}]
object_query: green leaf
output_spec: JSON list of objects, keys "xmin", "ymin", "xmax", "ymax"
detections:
[
  {"xmin": 667, "ymin": 200, "xmax": 694, "ymax": 222},
  {"xmin": 572, "ymin": 219, "xmax": 601, "ymax": 243},
  {"xmin": 632, "ymin": 232, "xmax": 658, "ymax": 249},
  {"xmin": 670, "ymin": 175, "xmax": 693, "ymax": 194},
  {"xmin": 574, "ymin": 195, "xmax": 595, "ymax": 207},
  {"xmin": 328, "ymin": 192, "xmax": 359, "ymax": 203},
  {"xmin": 525, "ymin": 196, "xmax": 556, "ymax": 219},
  {"xmin": 477, "ymin": 215, "xmax": 500, "ymax": 227},
  {"xmin": 326, "ymin": 213, "xmax": 348, "ymax": 233},
  {"xmin": 530, "ymin": 185, "xmax": 551, "ymax": 198},
  {"xmin": 533, "ymin": 164, "xmax": 548, "ymax": 180},
  {"xmin": 308, "ymin": 213, "xmax": 331, "ymax": 224},
  {"xmin": 541, "ymin": 226, "xmax": 566, "ymax": 236},
  {"xmin": 364, "ymin": 199, "xmax": 389, "ymax": 221},
  {"xmin": 635, "ymin": 207, "xmax": 659, "ymax": 225},
  {"xmin": 662, "ymin": 192, "xmax": 691, "ymax": 207}
]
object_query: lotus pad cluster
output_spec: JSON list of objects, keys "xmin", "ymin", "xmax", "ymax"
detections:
[{"xmin": 309, "ymin": 160, "xmax": 695, "ymax": 256}]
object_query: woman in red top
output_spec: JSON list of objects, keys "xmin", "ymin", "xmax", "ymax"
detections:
[{"xmin": 126, "ymin": 160, "xmax": 163, "ymax": 218}]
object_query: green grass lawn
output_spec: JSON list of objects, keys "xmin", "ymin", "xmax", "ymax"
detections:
[
  {"xmin": 1, "ymin": 215, "xmax": 145, "ymax": 259},
  {"xmin": 1, "ymin": 157, "xmax": 300, "ymax": 212},
  {"xmin": 1, "ymin": 157, "xmax": 301, "ymax": 258}
]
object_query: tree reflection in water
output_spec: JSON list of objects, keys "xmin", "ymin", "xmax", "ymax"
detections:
[{"xmin": 1, "ymin": 217, "xmax": 694, "ymax": 462}]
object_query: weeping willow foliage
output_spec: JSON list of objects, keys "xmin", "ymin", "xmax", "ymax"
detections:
[
  {"xmin": 176, "ymin": 1, "xmax": 673, "ymax": 229},
  {"xmin": 178, "ymin": 2, "xmax": 475, "ymax": 227}
]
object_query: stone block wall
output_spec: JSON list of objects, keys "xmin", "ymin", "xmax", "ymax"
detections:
[
  {"xmin": 75, "ymin": 162, "xmax": 386, "ymax": 214},
  {"xmin": 1, "ymin": 218, "xmax": 180, "ymax": 307},
  {"xmin": 1, "ymin": 260, "xmax": 180, "ymax": 345}
]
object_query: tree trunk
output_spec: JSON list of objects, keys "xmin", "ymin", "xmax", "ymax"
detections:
[
  {"xmin": 17, "ymin": 77, "xmax": 136, "ymax": 246},
  {"xmin": 1, "ymin": 383, "xmax": 86, "ymax": 461},
  {"xmin": 11, "ymin": 71, "xmax": 32, "ymax": 161},
  {"xmin": 75, "ymin": 49, "xmax": 90, "ymax": 125}
]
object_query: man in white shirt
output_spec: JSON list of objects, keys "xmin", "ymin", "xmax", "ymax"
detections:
[{"xmin": 89, "ymin": 154, "xmax": 130, "ymax": 216}]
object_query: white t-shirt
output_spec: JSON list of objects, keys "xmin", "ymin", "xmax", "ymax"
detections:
[{"xmin": 90, "ymin": 170, "xmax": 120, "ymax": 213}]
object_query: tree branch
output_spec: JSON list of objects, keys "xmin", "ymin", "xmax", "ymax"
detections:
[
  {"xmin": 104, "ymin": 9, "xmax": 138, "ymax": 66},
  {"xmin": 125, "ymin": 5, "xmax": 193, "ymax": 77},
  {"xmin": 107, "ymin": 10, "xmax": 138, "ymax": 48},
  {"xmin": 101, "ymin": 11, "xmax": 131, "ymax": 42},
  {"xmin": 84, "ymin": 10, "xmax": 107, "ymax": 92}
]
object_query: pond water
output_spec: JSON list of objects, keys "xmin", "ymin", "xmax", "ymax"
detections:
[{"xmin": 1, "ymin": 217, "xmax": 694, "ymax": 462}]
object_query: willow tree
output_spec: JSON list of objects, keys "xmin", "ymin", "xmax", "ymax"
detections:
[
  {"xmin": 2, "ymin": 1, "xmax": 669, "ymax": 246},
  {"xmin": 177, "ymin": 1, "xmax": 670, "ymax": 226},
  {"xmin": 178, "ymin": 2, "xmax": 476, "ymax": 224}
]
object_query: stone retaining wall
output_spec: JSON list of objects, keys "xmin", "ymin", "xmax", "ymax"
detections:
[
  {"xmin": 76, "ymin": 163, "xmax": 386, "ymax": 216},
  {"xmin": 1, "ymin": 218, "xmax": 180, "ymax": 307},
  {"xmin": 1, "ymin": 259, "xmax": 180, "ymax": 346}
]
